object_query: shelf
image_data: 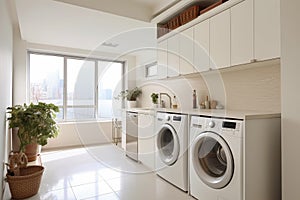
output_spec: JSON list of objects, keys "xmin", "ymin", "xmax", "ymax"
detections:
[{"xmin": 155, "ymin": 0, "xmax": 245, "ymax": 42}]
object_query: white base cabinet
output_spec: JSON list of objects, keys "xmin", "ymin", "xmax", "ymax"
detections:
[{"xmin": 138, "ymin": 113, "xmax": 155, "ymax": 170}]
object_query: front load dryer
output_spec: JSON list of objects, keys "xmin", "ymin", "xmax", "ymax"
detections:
[
  {"xmin": 155, "ymin": 112, "xmax": 188, "ymax": 192},
  {"xmin": 189, "ymin": 116, "xmax": 243, "ymax": 200}
]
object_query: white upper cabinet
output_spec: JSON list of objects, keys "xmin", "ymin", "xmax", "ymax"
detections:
[
  {"xmin": 167, "ymin": 34, "xmax": 180, "ymax": 77},
  {"xmin": 157, "ymin": 40, "xmax": 168, "ymax": 79},
  {"xmin": 180, "ymin": 27, "xmax": 195, "ymax": 75},
  {"xmin": 231, "ymin": 0, "xmax": 254, "ymax": 66},
  {"xmin": 254, "ymin": 0, "xmax": 280, "ymax": 60},
  {"xmin": 210, "ymin": 9, "xmax": 231, "ymax": 69},
  {"xmin": 194, "ymin": 20, "xmax": 210, "ymax": 72}
]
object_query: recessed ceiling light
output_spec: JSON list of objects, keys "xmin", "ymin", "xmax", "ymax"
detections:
[{"xmin": 101, "ymin": 42, "xmax": 119, "ymax": 47}]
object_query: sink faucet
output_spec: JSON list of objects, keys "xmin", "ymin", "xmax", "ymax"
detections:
[{"xmin": 159, "ymin": 93, "xmax": 172, "ymax": 108}]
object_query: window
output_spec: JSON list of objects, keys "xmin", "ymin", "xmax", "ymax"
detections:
[{"xmin": 29, "ymin": 52, "xmax": 124, "ymax": 121}]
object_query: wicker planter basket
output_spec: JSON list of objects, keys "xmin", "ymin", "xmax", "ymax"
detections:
[{"xmin": 6, "ymin": 166, "xmax": 44, "ymax": 199}]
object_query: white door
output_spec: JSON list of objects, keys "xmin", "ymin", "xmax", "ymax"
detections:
[
  {"xmin": 191, "ymin": 131, "xmax": 234, "ymax": 189},
  {"xmin": 194, "ymin": 19, "xmax": 210, "ymax": 72},
  {"xmin": 157, "ymin": 40, "xmax": 168, "ymax": 79},
  {"xmin": 156, "ymin": 124, "xmax": 180, "ymax": 166},
  {"xmin": 167, "ymin": 34, "xmax": 180, "ymax": 77},
  {"xmin": 210, "ymin": 9, "xmax": 231, "ymax": 69},
  {"xmin": 254, "ymin": 0, "xmax": 280, "ymax": 60},
  {"xmin": 180, "ymin": 27, "xmax": 195, "ymax": 75},
  {"xmin": 231, "ymin": 0, "xmax": 254, "ymax": 66}
]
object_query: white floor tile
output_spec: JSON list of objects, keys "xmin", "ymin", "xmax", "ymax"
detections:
[
  {"xmin": 72, "ymin": 181, "xmax": 114, "ymax": 199},
  {"xmin": 82, "ymin": 192, "xmax": 119, "ymax": 200}
]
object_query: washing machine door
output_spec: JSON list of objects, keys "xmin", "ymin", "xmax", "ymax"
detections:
[
  {"xmin": 157, "ymin": 124, "xmax": 180, "ymax": 166},
  {"xmin": 191, "ymin": 131, "xmax": 234, "ymax": 189}
]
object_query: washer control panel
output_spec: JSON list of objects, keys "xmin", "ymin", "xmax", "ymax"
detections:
[{"xmin": 191, "ymin": 116, "xmax": 243, "ymax": 138}]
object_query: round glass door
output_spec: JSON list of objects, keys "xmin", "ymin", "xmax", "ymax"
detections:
[
  {"xmin": 157, "ymin": 124, "xmax": 180, "ymax": 166},
  {"xmin": 191, "ymin": 131, "xmax": 234, "ymax": 189}
]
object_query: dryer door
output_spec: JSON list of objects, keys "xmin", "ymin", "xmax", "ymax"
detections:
[
  {"xmin": 191, "ymin": 131, "xmax": 234, "ymax": 189},
  {"xmin": 157, "ymin": 124, "xmax": 180, "ymax": 166}
]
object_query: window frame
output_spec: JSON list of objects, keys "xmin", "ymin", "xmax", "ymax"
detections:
[{"xmin": 28, "ymin": 51, "xmax": 125, "ymax": 122}]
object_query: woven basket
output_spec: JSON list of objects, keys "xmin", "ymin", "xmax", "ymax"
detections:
[
  {"xmin": 167, "ymin": 15, "xmax": 181, "ymax": 30},
  {"xmin": 200, "ymin": 0, "xmax": 228, "ymax": 15},
  {"xmin": 157, "ymin": 23, "xmax": 169, "ymax": 38},
  {"xmin": 180, "ymin": 5, "xmax": 200, "ymax": 25},
  {"xmin": 6, "ymin": 166, "xmax": 44, "ymax": 199}
]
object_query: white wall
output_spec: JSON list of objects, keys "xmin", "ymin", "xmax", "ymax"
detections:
[
  {"xmin": 281, "ymin": 1, "xmax": 300, "ymax": 199},
  {"xmin": 136, "ymin": 60, "xmax": 280, "ymax": 112},
  {"xmin": 0, "ymin": 0, "xmax": 13, "ymax": 197}
]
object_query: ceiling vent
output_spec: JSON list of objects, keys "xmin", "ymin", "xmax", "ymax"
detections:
[{"xmin": 101, "ymin": 42, "xmax": 119, "ymax": 48}]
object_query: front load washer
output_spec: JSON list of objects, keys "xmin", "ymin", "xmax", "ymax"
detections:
[
  {"xmin": 155, "ymin": 112, "xmax": 188, "ymax": 192},
  {"xmin": 189, "ymin": 114, "xmax": 281, "ymax": 200},
  {"xmin": 190, "ymin": 116, "xmax": 243, "ymax": 200}
]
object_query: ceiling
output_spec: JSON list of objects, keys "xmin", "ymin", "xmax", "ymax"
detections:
[{"xmin": 13, "ymin": 0, "xmax": 177, "ymax": 55}]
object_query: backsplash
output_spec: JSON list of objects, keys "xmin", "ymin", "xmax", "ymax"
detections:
[{"xmin": 137, "ymin": 60, "xmax": 280, "ymax": 112}]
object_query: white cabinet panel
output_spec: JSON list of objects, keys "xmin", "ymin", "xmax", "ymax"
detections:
[
  {"xmin": 210, "ymin": 9, "xmax": 231, "ymax": 69},
  {"xmin": 194, "ymin": 20, "xmax": 210, "ymax": 72},
  {"xmin": 180, "ymin": 27, "xmax": 195, "ymax": 75},
  {"xmin": 254, "ymin": 0, "xmax": 280, "ymax": 60},
  {"xmin": 138, "ymin": 113, "xmax": 155, "ymax": 170},
  {"xmin": 167, "ymin": 34, "xmax": 180, "ymax": 77},
  {"xmin": 231, "ymin": 0, "xmax": 254, "ymax": 66},
  {"xmin": 157, "ymin": 40, "xmax": 168, "ymax": 79}
]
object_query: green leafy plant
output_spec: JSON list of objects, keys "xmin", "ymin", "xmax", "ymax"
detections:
[
  {"xmin": 151, "ymin": 93, "xmax": 159, "ymax": 104},
  {"xmin": 7, "ymin": 102, "xmax": 59, "ymax": 152},
  {"xmin": 116, "ymin": 87, "xmax": 142, "ymax": 101}
]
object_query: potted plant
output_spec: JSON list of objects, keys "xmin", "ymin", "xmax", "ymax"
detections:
[
  {"xmin": 151, "ymin": 93, "xmax": 159, "ymax": 107},
  {"xmin": 116, "ymin": 87, "xmax": 142, "ymax": 108},
  {"xmin": 6, "ymin": 102, "xmax": 59, "ymax": 199},
  {"xmin": 7, "ymin": 102, "xmax": 59, "ymax": 161}
]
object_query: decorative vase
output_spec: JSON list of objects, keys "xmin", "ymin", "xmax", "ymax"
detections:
[{"xmin": 127, "ymin": 101, "xmax": 137, "ymax": 108}]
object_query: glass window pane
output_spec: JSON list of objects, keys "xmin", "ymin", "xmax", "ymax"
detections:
[
  {"xmin": 66, "ymin": 107, "xmax": 95, "ymax": 120},
  {"xmin": 29, "ymin": 54, "xmax": 64, "ymax": 106},
  {"xmin": 67, "ymin": 59, "xmax": 95, "ymax": 106},
  {"xmin": 98, "ymin": 61, "xmax": 122, "ymax": 118}
]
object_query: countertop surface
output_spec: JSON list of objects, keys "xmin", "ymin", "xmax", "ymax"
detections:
[{"xmin": 125, "ymin": 107, "xmax": 280, "ymax": 120}]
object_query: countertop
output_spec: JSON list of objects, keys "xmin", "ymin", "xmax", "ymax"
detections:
[{"xmin": 125, "ymin": 107, "xmax": 280, "ymax": 120}]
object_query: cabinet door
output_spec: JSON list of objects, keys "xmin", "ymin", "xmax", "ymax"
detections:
[
  {"xmin": 231, "ymin": 0, "xmax": 254, "ymax": 66},
  {"xmin": 254, "ymin": 0, "xmax": 280, "ymax": 60},
  {"xmin": 157, "ymin": 40, "xmax": 168, "ymax": 79},
  {"xmin": 167, "ymin": 34, "xmax": 180, "ymax": 77},
  {"xmin": 210, "ymin": 9, "xmax": 231, "ymax": 69},
  {"xmin": 138, "ymin": 113, "xmax": 155, "ymax": 170},
  {"xmin": 194, "ymin": 20, "xmax": 210, "ymax": 72},
  {"xmin": 180, "ymin": 27, "xmax": 195, "ymax": 75}
]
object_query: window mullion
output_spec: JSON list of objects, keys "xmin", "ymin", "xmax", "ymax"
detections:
[
  {"xmin": 63, "ymin": 57, "xmax": 67, "ymax": 121},
  {"xmin": 95, "ymin": 61, "xmax": 98, "ymax": 119}
]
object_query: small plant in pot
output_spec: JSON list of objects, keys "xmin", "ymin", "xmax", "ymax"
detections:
[
  {"xmin": 116, "ymin": 87, "xmax": 142, "ymax": 108},
  {"xmin": 151, "ymin": 93, "xmax": 159, "ymax": 107},
  {"xmin": 6, "ymin": 102, "xmax": 59, "ymax": 199}
]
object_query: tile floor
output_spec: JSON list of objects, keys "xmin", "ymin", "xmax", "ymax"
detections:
[{"xmin": 3, "ymin": 144, "xmax": 194, "ymax": 200}]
